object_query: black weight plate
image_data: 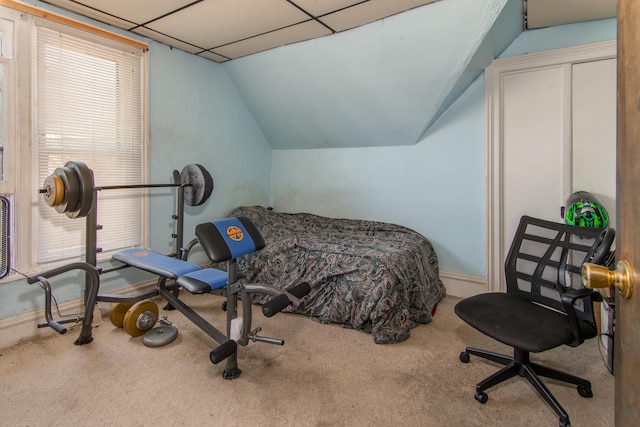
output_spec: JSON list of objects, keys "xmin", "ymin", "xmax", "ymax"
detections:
[
  {"xmin": 53, "ymin": 166, "xmax": 80, "ymax": 214},
  {"xmin": 180, "ymin": 164, "xmax": 214, "ymax": 206},
  {"xmin": 66, "ymin": 161, "xmax": 94, "ymax": 218},
  {"xmin": 142, "ymin": 325, "xmax": 178, "ymax": 347}
]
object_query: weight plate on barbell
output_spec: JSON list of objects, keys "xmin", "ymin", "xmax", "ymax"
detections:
[
  {"xmin": 180, "ymin": 164, "xmax": 214, "ymax": 207},
  {"xmin": 43, "ymin": 174, "xmax": 65, "ymax": 207},
  {"xmin": 53, "ymin": 166, "xmax": 80, "ymax": 215},
  {"xmin": 65, "ymin": 161, "xmax": 94, "ymax": 219}
]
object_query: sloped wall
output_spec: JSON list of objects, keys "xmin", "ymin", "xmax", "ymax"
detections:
[{"xmin": 224, "ymin": 0, "xmax": 520, "ymax": 149}]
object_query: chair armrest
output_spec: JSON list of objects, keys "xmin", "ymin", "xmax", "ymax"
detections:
[
  {"xmin": 562, "ymin": 288, "xmax": 603, "ymax": 303},
  {"xmin": 560, "ymin": 288, "xmax": 603, "ymax": 346}
]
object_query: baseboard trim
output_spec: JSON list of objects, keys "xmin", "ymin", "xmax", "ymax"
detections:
[
  {"xmin": 0, "ymin": 280, "xmax": 156, "ymax": 352},
  {"xmin": 440, "ymin": 271, "xmax": 486, "ymax": 299}
]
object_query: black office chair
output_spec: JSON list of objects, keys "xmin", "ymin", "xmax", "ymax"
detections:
[{"xmin": 455, "ymin": 215, "xmax": 615, "ymax": 427}]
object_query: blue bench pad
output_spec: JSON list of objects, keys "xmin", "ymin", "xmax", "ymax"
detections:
[
  {"xmin": 177, "ymin": 268, "xmax": 228, "ymax": 294},
  {"xmin": 113, "ymin": 249, "xmax": 202, "ymax": 279}
]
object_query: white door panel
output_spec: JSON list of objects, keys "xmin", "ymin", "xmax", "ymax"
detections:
[
  {"xmin": 572, "ymin": 58, "xmax": 617, "ymax": 232},
  {"xmin": 502, "ymin": 66, "xmax": 567, "ymax": 262}
]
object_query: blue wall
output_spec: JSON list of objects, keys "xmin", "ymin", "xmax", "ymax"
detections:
[
  {"xmin": 501, "ymin": 18, "xmax": 617, "ymax": 58},
  {"xmin": 146, "ymin": 42, "xmax": 272, "ymax": 254},
  {"xmin": 270, "ymin": 76, "xmax": 487, "ymax": 276},
  {"xmin": 266, "ymin": 18, "xmax": 617, "ymax": 278},
  {"xmin": 0, "ymin": 0, "xmax": 617, "ymax": 323}
]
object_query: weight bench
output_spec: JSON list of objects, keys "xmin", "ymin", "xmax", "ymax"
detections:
[{"xmin": 113, "ymin": 216, "xmax": 311, "ymax": 379}]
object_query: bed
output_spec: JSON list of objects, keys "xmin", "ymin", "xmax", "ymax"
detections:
[{"xmin": 225, "ymin": 206, "xmax": 447, "ymax": 344}]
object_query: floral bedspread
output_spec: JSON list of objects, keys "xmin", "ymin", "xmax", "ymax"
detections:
[{"xmin": 227, "ymin": 206, "xmax": 446, "ymax": 344}]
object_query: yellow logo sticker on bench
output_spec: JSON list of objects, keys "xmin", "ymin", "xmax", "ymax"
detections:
[
  {"xmin": 133, "ymin": 251, "xmax": 149, "ymax": 257},
  {"xmin": 227, "ymin": 226, "xmax": 244, "ymax": 241}
]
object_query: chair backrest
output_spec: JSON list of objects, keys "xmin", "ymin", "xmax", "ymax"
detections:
[
  {"xmin": 195, "ymin": 217, "xmax": 266, "ymax": 264},
  {"xmin": 505, "ymin": 215, "xmax": 614, "ymax": 323}
]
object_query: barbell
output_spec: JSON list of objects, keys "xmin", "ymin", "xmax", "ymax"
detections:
[{"xmin": 41, "ymin": 161, "xmax": 214, "ymax": 218}]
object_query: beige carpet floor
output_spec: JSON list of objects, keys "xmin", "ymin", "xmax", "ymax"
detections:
[{"xmin": 0, "ymin": 294, "xmax": 614, "ymax": 426}]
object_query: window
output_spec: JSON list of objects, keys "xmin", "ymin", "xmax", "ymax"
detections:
[
  {"xmin": 36, "ymin": 23, "xmax": 146, "ymax": 265},
  {"xmin": 0, "ymin": 13, "xmax": 16, "ymax": 278},
  {"xmin": 0, "ymin": 5, "xmax": 148, "ymax": 279},
  {"xmin": 0, "ymin": 15, "xmax": 15, "ymax": 188}
]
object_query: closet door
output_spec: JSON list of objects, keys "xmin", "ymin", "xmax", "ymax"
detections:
[{"xmin": 486, "ymin": 42, "xmax": 617, "ymax": 292}]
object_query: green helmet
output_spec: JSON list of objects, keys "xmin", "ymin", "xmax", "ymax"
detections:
[{"xmin": 565, "ymin": 191, "xmax": 609, "ymax": 229}]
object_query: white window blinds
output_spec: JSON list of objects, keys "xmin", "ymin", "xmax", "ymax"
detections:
[{"xmin": 36, "ymin": 24, "xmax": 146, "ymax": 265}]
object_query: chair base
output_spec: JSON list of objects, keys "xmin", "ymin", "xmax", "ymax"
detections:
[{"xmin": 461, "ymin": 347, "xmax": 593, "ymax": 427}]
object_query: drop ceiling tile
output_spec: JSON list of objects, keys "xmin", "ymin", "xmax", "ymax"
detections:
[
  {"xmin": 320, "ymin": 0, "xmax": 438, "ymax": 32},
  {"xmin": 526, "ymin": 0, "xmax": 616, "ymax": 29},
  {"xmin": 39, "ymin": 0, "xmax": 136, "ymax": 30},
  {"xmin": 291, "ymin": 0, "xmax": 364, "ymax": 17},
  {"xmin": 212, "ymin": 20, "xmax": 332, "ymax": 60},
  {"xmin": 146, "ymin": 0, "xmax": 311, "ymax": 49},
  {"xmin": 64, "ymin": 0, "xmax": 196, "ymax": 26},
  {"xmin": 132, "ymin": 26, "xmax": 204, "ymax": 54}
]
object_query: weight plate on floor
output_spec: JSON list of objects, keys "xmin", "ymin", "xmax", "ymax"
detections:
[
  {"xmin": 142, "ymin": 325, "xmax": 178, "ymax": 347},
  {"xmin": 123, "ymin": 301, "xmax": 159, "ymax": 337},
  {"xmin": 66, "ymin": 161, "xmax": 94, "ymax": 218},
  {"xmin": 43, "ymin": 174, "xmax": 65, "ymax": 207},
  {"xmin": 181, "ymin": 164, "xmax": 214, "ymax": 206},
  {"xmin": 53, "ymin": 166, "xmax": 80, "ymax": 214},
  {"xmin": 109, "ymin": 302, "xmax": 135, "ymax": 328}
]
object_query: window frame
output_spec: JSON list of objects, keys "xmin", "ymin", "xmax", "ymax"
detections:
[
  {"xmin": 0, "ymin": 4, "xmax": 149, "ymax": 281},
  {"xmin": 0, "ymin": 12, "xmax": 17, "ymax": 194}
]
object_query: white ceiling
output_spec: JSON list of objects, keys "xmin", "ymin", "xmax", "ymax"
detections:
[
  {"xmin": 526, "ymin": 0, "xmax": 616, "ymax": 30},
  {"xmin": 39, "ymin": 0, "xmax": 440, "ymax": 62},
  {"xmin": 38, "ymin": 0, "xmax": 617, "ymax": 63}
]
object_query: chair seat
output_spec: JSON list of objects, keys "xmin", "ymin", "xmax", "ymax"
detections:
[{"xmin": 455, "ymin": 293, "xmax": 596, "ymax": 353}]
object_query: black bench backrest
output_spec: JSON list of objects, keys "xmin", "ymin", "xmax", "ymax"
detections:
[{"xmin": 195, "ymin": 216, "xmax": 265, "ymax": 264}]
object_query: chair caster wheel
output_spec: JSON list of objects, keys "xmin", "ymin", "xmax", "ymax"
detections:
[
  {"xmin": 474, "ymin": 391, "xmax": 488, "ymax": 404},
  {"xmin": 577, "ymin": 385, "xmax": 593, "ymax": 398},
  {"xmin": 460, "ymin": 351, "xmax": 470, "ymax": 363}
]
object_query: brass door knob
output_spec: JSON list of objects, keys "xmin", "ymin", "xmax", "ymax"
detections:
[{"xmin": 582, "ymin": 260, "xmax": 635, "ymax": 299}]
